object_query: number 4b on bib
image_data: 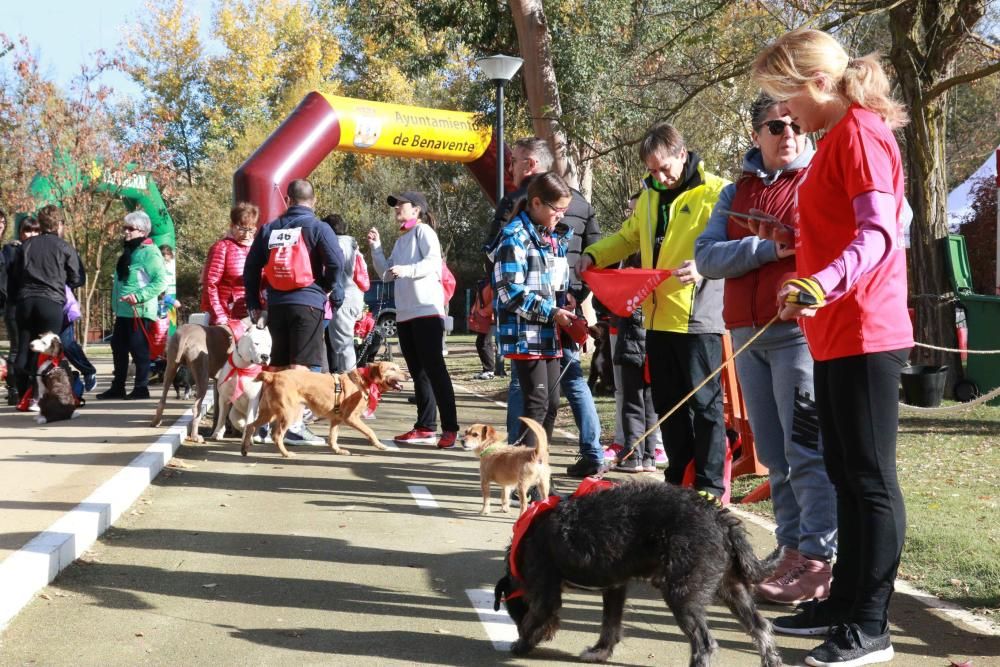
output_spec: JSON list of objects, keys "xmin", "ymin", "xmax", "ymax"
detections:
[{"xmin": 264, "ymin": 227, "xmax": 315, "ymax": 290}]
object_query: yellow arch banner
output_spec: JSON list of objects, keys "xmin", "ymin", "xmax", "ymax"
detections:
[{"xmin": 318, "ymin": 93, "xmax": 492, "ymax": 163}]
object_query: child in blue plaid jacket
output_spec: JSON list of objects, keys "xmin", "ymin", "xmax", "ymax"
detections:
[{"xmin": 492, "ymin": 172, "xmax": 578, "ymax": 447}]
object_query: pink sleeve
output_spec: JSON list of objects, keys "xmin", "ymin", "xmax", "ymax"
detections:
[{"xmin": 812, "ymin": 191, "xmax": 897, "ymax": 302}]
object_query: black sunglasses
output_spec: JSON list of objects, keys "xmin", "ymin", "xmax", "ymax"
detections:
[{"xmin": 760, "ymin": 119, "xmax": 804, "ymax": 136}]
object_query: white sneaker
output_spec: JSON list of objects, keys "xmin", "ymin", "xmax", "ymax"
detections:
[{"xmin": 28, "ymin": 399, "xmax": 40, "ymax": 413}]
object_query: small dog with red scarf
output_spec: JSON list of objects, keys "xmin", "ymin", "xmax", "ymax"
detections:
[
  {"xmin": 28, "ymin": 332, "xmax": 81, "ymax": 424},
  {"xmin": 494, "ymin": 479, "xmax": 783, "ymax": 666}
]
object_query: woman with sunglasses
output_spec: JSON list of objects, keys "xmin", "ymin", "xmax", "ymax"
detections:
[
  {"xmin": 695, "ymin": 93, "xmax": 837, "ymax": 606},
  {"xmin": 200, "ymin": 202, "xmax": 258, "ymax": 325},
  {"xmin": 97, "ymin": 211, "xmax": 166, "ymax": 400},
  {"xmin": 751, "ymin": 28, "xmax": 913, "ymax": 666},
  {"xmin": 493, "ymin": 172, "xmax": 577, "ymax": 448}
]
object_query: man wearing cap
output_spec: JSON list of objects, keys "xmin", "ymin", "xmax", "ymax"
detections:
[
  {"xmin": 484, "ymin": 136, "xmax": 606, "ymax": 478},
  {"xmin": 244, "ymin": 178, "xmax": 344, "ymax": 445},
  {"xmin": 368, "ymin": 190, "xmax": 459, "ymax": 449}
]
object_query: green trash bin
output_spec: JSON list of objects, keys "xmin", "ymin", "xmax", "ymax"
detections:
[{"xmin": 943, "ymin": 235, "xmax": 1000, "ymax": 405}]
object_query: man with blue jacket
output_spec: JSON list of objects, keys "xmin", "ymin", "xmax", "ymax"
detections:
[{"xmin": 244, "ymin": 179, "xmax": 344, "ymax": 444}]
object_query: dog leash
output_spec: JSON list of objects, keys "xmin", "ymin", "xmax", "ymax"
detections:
[{"xmin": 619, "ymin": 313, "xmax": 782, "ymax": 462}]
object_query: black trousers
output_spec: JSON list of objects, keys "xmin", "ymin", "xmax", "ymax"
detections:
[
  {"xmin": 816, "ymin": 349, "xmax": 908, "ymax": 633},
  {"xmin": 397, "ymin": 317, "xmax": 458, "ymax": 432},
  {"xmin": 646, "ymin": 331, "xmax": 726, "ymax": 498},
  {"xmin": 512, "ymin": 357, "xmax": 560, "ymax": 447},
  {"xmin": 620, "ymin": 361, "xmax": 656, "ymax": 465},
  {"xmin": 268, "ymin": 303, "xmax": 325, "ymax": 369},
  {"xmin": 475, "ymin": 332, "xmax": 495, "ymax": 372},
  {"xmin": 110, "ymin": 316, "xmax": 152, "ymax": 391},
  {"xmin": 14, "ymin": 297, "xmax": 65, "ymax": 395}
]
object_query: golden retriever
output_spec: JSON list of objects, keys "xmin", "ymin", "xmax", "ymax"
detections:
[
  {"xmin": 462, "ymin": 417, "xmax": 551, "ymax": 516},
  {"xmin": 241, "ymin": 362, "xmax": 405, "ymax": 458}
]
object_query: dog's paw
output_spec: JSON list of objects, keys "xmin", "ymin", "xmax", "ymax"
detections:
[
  {"xmin": 185, "ymin": 435, "xmax": 205, "ymax": 444},
  {"xmin": 35, "ymin": 415, "xmax": 48, "ymax": 424},
  {"xmin": 333, "ymin": 448, "xmax": 352, "ymax": 456},
  {"xmin": 372, "ymin": 440, "xmax": 387, "ymax": 451},
  {"xmin": 510, "ymin": 639, "xmax": 532, "ymax": 656},
  {"xmin": 580, "ymin": 647, "xmax": 612, "ymax": 663}
]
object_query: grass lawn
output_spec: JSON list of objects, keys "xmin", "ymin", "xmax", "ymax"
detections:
[{"xmin": 444, "ymin": 335, "xmax": 999, "ymax": 613}]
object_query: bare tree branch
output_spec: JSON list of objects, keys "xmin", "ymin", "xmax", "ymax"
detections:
[{"xmin": 925, "ymin": 59, "xmax": 1000, "ymax": 100}]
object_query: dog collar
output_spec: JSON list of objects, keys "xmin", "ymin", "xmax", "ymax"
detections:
[{"xmin": 479, "ymin": 445, "xmax": 499, "ymax": 458}]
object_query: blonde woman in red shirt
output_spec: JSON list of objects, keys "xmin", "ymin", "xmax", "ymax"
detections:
[{"xmin": 752, "ymin": 28, "xmax": 913, "ymax": 666}]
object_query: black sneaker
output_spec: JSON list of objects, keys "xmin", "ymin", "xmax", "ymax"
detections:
[
  {"xmin": 565, "ymin": 457, "xmax": 609, "ymax": 478},
  {"xmin": 805, "ymin": 623, "xmax": 893, "ymax": 666},
  {"xmin": 773, "ymin": 599, "xmax": 845, "ymax": 636},
  {"xmin": 126, "ymin": 387, "xmax": 151, "ymax": 400},
  {"xmin": 97, "ymin": 388, "xmax": 127, "ymax": 400}
]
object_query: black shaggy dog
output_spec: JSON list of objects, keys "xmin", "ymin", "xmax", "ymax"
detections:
[
  {"xmin": 493, "ymin": 481, "xmax": 783, "ymax": 667},
  {"xmin": 36, "ymin": 367, "xmax": 80, "ymax": 424},
  {"xmin": 173, "ymin": 364, "xmax": 194, "ymax": 400}
]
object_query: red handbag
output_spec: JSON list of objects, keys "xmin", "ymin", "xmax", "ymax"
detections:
[{"xmin": 353, "ymin": 252, "xmax": 371, "ymax": 291}]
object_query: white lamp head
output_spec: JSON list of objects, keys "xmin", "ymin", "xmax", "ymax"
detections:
[{"xmin": 476, "ymin": 54, "xmax": 524, "ymax": 82}]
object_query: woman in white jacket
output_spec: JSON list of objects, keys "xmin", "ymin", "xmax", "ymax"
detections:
[{"xmin": 368, "ymin": 191, "xmax": 458, "ymax": 449}]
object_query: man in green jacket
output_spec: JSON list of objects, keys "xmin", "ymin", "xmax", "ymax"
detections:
[
  {"xmin": 579, "ymin": 123, "xmax": 730, "ymax": 500},
  {"xmin": 97, "ymin": 211, "xmax": 166, "ymax": 400}
]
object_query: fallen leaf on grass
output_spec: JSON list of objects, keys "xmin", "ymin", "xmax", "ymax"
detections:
[
  {"xmin": 167, "ymin": 458, "xmax": 195, "ymax": 469},
  {"xmin": 39, "ymin": 593, "xmax": 51, "ymax": 601},
  {"xmin": 135, "ymin": 632, "xmax": 144, "ymax": 637},
  {"xmin": 950, "ymin": 578, "xmax": 963, "ymax": 587},
  {"xmin": 950, "ymin": 660, "xmax": 973, "ymax": 667}
]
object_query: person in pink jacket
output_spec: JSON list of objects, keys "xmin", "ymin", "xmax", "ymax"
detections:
[{"xmin": 200, "ymin": 203, "xmax": 257, "ymax": 325}]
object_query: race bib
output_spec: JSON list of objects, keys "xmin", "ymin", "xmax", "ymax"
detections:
[
  {"xmin": 550, "ymin": 256, "xmax": 569, "ymax": 289},
  {"xmin": 268, "ymin": 227, "xmax": 302, "ymax": 249}
]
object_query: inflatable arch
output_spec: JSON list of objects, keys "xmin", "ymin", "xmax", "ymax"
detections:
[
  {"xmin": 27, "ymin": 155, "xmax": 176, "ymax": 249},
  {"xmin": 234, "ymin": 92, "xmax": 512, "ymax": 225}
]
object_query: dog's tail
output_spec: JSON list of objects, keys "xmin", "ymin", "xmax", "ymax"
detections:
[
  {"xmin": 518, "ymin": 417, "xmax": 549, "ymax": 462},
  {"xmin": 719, "ymin": 510, "xmax": 782, "ymax": 584},
  {"xmin": 255, "ymin": 370, "xmax": 279, "ymax": 384}
]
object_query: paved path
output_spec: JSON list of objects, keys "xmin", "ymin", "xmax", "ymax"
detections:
[{"xmin": 0, "ymin": 359, "xmax": 997, "ymax": 665}]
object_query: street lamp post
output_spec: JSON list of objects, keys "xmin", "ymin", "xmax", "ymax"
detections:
[
  {"xmin": 476, "ymin": 54, "xmax": 523, "ymax": 205},
  {"xmin": 476, "ymin": 54, "xmax": 522, "ymax": 379}
]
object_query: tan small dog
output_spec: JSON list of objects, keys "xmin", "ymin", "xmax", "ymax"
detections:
[
  {"xmin": 463, "ymin": 417, "xmax": 551, "ymax": 516},
  {"xmin": 241, "ymin": 362, "xmax": 405, "ymax": 458}
]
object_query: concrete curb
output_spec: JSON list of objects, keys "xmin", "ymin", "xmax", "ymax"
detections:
[{"xmin": 0, "ymin": 403, "xmax": 205, "ymax": 631}]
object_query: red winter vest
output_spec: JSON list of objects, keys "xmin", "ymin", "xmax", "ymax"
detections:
[{"xmin": 722, "ymin": 170, "xmax": 805, "ymax": 328}]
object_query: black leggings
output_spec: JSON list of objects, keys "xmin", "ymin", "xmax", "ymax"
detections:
[
  {"xmin": 815, "ymin": 349, "xmax": 908, "ymax": 634},
  {"xmin": 512, "ymin": 357, "xmax": 560, "ymax": 447},
  {"xmin": 397, "ymin": 317, "xmax": 458, "ymax": 433},
  {"xmin": 475, "ymin": 332, "xmax": 495, "ymax": 372},
  {"xmin": 14, "ymin": 297, "xmax": 65, "ymax": 395}
]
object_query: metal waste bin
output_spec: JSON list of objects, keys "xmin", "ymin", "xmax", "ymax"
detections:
[{"xmin": 943, "ymin": 234, "xmax": 1000, "ymax": 405}]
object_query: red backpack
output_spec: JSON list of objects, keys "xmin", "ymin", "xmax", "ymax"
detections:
[{"xmin": 264, "ymin": 227, "xmax": 314, "ymax": 291}]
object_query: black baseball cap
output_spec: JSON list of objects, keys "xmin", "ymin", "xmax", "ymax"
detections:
[{"xmin": 386, "ymin": 191, "xmax": 429, "ymax": 211}]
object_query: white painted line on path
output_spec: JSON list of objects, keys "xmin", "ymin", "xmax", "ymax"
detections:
[
  {"xmin": 466, "ymin": 588, "xmax": 518, "ymax": 651},
  {"xmin": 0, "ymin": 400, "xmax": 208, "ymax": 631},
  {"xmin": 407, "ymin": 485, "xmax": 439, "ymax": 509}
]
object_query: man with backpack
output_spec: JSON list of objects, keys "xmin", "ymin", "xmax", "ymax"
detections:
[{"xmin": 244, "ymin": 179, "xmax": 345, "ymax": 444}]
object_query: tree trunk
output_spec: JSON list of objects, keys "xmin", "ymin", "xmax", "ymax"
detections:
[
  {"xmin": 508, "ymin": 0, "xmax": 580, "ymax": 189},
  {"xmin": 888, "ymin": 0, "xmax": 988, "ymax": 380}
]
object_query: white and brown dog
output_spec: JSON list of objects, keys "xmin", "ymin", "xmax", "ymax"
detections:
[
  {"xmin": 463, "ymin": 417, "xmax": 551, "ymax": 516},
  {"xmin": 29, "ymin": 332, "xmax": 80, "ymax": 424},
  {"xmin": 209, "ymin": 323, "xmax": 272, "ymax": 442}
]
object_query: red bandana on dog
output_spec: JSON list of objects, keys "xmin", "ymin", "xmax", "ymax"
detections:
[
  {"xmin": 509, "ymin": 477, "xmax": 615, "ymax": 581},
  {"xmin": 356, "ymin": 366, "xmax": 381, "ymax": 415},
  {"xmin": 221, "ymin": 353, "xmax": 261, "ymax": 402}
]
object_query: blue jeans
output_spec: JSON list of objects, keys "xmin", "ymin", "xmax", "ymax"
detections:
[
  {"xmin": 60, "ymin": 322, "xmax": 96, "ymax": 377},
  {"xmin": 504, "ymin": 347, "xmax": 603, "ymax": 463},
  {"xmin": 731, "ymin": 324, "xmax": 837, "ymax": 560}
]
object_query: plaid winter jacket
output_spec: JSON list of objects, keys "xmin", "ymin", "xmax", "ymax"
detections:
[{"xmin": 493, "ymin": 212, "xmax": 573, "ymax": 358}]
